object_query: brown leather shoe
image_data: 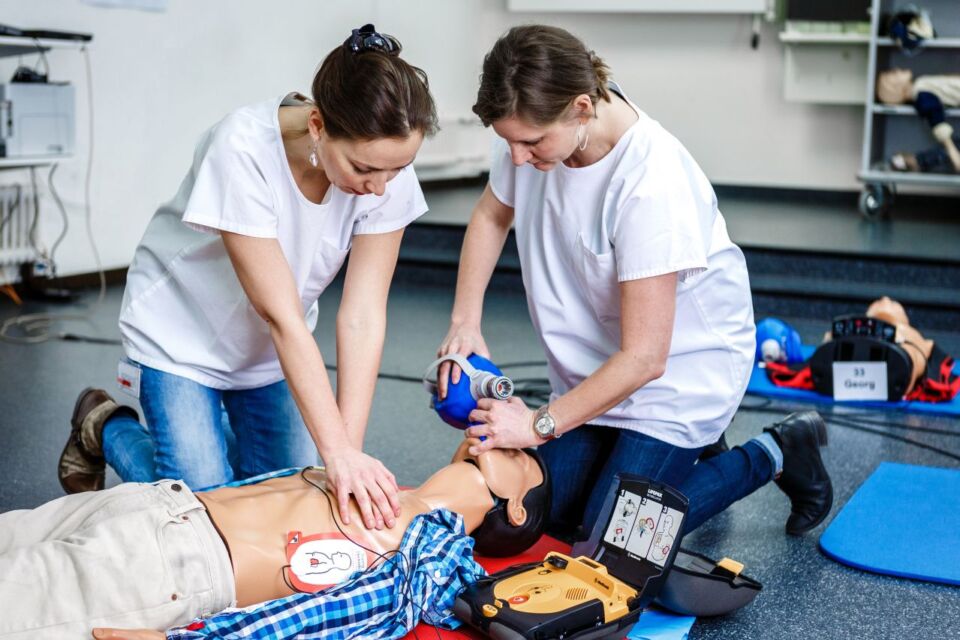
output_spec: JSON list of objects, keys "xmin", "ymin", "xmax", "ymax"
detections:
[{"xmin": 58, "ymin": 388, "xmax": 137, "ymax": 494}]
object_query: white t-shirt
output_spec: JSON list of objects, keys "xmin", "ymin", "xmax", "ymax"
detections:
[
  {"xmin": 119, "ymin": 95, "xmax": 427, "ymax": 389},
  {"xmin": 488, "ymin": 89, "xmax": 755, "ymax": 448}
]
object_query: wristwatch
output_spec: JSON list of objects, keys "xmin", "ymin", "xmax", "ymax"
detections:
[{"xmin": 532, "ymin": 405, "xmax": 560, "ymax": 440}]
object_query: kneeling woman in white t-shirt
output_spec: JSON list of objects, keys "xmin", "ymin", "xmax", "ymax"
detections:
[
  {"xmin": 437, "ymin": 25, "xmax": 833, "ymax": 538},
  {"xmin": 61, "ymin": 25, "xmax": 430, "ymax": 531}
]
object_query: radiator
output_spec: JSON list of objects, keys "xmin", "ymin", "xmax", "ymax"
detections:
[{"xmin": 0, "ymin": 184, "xmax": 37, "ymax": 285}]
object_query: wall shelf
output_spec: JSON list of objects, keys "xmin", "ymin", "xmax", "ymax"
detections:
[
  {"xmin": 779, "ymin": 34, "xmax": 960, "ymax": 47},
  {"xmin": 872, "ymin": 105, "xmax": 960, "ymax": 117},
  {"xmin": 508, "ymin": 0, "xmax": 768, "ymax": 13},
  {"xmin": 859, "ymin": 170, "xmax": 960, "ymax": 188},
  {"xmin": 779, "ymin": 32, "xmax": 870, "ymax": 44},
  {"xmin": 877, "ymin": 37, "xmax": 960, "ymax": 48},
  {"xmin": 0, "ymin": 155, "xmax": 71, "ymax": 169},
  {"xmin": 0, "ymin": 35, "xmax": 87, "ymax": 59}
]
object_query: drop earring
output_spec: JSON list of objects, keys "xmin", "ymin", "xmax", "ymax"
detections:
[
  {"xmin": 575, "ymin": 122, "xmax": 589, "ymax": 152},
  {"xmin": 308, "ymin": 141, "xmax": 319, "ymax": 168}
]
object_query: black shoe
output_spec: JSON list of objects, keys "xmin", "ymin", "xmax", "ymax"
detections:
[
  {"xmin": 698, "ymin": 433, "xmax": 729, "ymax": 462},
  {"xmin": 764, "ymin": 411, "xmax": 833, "ymax": 536}
]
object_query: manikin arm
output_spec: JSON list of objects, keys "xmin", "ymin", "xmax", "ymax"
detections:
[{"xmin": 932, "ymin": 123, "xmax": 960, "ymax": 171}]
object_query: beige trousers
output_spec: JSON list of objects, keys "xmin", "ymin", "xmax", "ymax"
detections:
[{"xmin": 0, "ymin": 480, "xmax": 235, "ymax": 639}]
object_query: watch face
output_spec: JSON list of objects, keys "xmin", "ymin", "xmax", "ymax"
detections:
[{"xmin": 535, "ymin": 413, "xmax": 554, "ymax": 437}]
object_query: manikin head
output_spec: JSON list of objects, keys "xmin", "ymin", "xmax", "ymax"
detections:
[
  {"xmin": 867, "ymin": 296, "xmax": 910, "ymax": 326},
  {"xmin": 877, "ymin": 69, "xmax": 915, "ymax": 105},
  {"xmin": 451, "ymin": 440, "xmax": 552, "ymax": 557},
  {"xmin": 472, "ymin": 25, "xmax": 612, "ymax": 171},
  {"xmin": 303, "ymin": 25, "xmax": 438, "ymax": 196}
]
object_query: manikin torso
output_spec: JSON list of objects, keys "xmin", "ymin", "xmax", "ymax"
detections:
[{"xmin": 198, "ymin": 463, "xmax": 494, "ymax": 607}]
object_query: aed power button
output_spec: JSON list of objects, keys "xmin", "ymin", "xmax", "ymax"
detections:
[{"xmin": 482, "ymin": 604, "xmax": 498, "ymax": 617}]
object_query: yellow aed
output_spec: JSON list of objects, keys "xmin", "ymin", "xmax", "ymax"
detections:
[{"xmin": 490, "ymin": 552, "xmax": 638, "ymax": 622}]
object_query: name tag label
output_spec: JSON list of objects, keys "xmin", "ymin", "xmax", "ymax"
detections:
[
  {"xmin": 117, "ymin": 360, "xmax": 141, "ymax": 399},
  {"xmin": 833, "ymin": 362, "xmax": 888, "ymax": 401}
]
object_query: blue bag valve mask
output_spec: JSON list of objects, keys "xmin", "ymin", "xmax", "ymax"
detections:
[
  {"xmin": 422, "ymin": 354, "xmax": 514, "ymax": 430},
  {"xmin": 755, "ymin": 318, "xmax": 804, "ymax": 365}
]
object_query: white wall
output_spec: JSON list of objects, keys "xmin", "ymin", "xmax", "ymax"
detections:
[{"xmin": 3, "ymin": 0, "xmax": 864, "ymax": 277}]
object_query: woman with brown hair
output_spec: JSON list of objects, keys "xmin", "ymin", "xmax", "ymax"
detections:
[
  {"xmin": 437, "ymin": 24, "xmax": 833, "ymax": 538},
  {"xmin": 60, "ymin": 25, "xmax": 435, "ymax": 532}
]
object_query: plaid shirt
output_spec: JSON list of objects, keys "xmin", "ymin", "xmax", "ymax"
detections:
[{"xmin": 168, "ymin": 470, "xmax": 485, "ymax": 639}]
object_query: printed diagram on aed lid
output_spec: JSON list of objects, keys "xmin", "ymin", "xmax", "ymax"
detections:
[{"xmin": 603, "ymin": 489, "xmax": 682, "ymax": 566}]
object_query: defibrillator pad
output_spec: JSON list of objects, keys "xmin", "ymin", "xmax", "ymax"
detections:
[{"xmin": 285, "ymin": 531, "xmax": 375, "ymax": 592}]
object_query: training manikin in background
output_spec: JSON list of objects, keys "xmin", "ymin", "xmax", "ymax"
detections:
[
  {"xmin": 0, "ymin": 440, "xmax": 549, "ymax": 640},
  {"xmin": 878, "ymin": 69, "xmax": 960, "ymax": 173}
]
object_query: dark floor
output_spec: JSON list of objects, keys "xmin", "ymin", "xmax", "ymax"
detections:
[
  {"xmin": 1, "ymin": 272, "xmax": 958, "ymax": 639},
  {"xmin": 0, "ymin": 186, "xmax": 960, "ymax": 639}
]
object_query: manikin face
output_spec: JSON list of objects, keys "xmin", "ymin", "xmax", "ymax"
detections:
[
  {"xmin": 451, "ymin": 439, "xmax": 544, "ymax": 526},
  {"xmin": 491, "ymin": 96, "xmax": 593, "ymax": 172},
  {"xmin": 309, "ymin": 109, "xmax": 423, "ymax": 197}
]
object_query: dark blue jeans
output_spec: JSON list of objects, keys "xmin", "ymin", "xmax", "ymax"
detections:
[
  {"xmin": 538, "ymin": 425, "xmax": 774, "ymax": 537},
  {"xmin": 102, "ymin": 362, "xmax": 318, "ymax": 489}
]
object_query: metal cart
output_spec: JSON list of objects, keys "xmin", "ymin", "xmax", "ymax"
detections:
[{"xmin": 858, "ymin": 0, "xmax": 960, "ymax": 219}]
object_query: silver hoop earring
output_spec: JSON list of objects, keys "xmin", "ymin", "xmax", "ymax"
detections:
[
  {"xmin": 575, "ymin": 122, "xmax": 589, "ymax": 151},
  {"xmin": 308, "ymin": 142, "xmax": 319, "ymax": 168}
]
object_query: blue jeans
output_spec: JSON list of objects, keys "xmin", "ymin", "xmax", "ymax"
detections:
[
  {"xmin": 102, "ymin": 363, "xmax": 318, "ymax": 489},
  {"xmin": 538, "ymin": 425, "xmax": 776, "ymax": 537}
]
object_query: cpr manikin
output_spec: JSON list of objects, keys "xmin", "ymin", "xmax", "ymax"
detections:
[
  {"xmin": 877, "ymin": 68, "xmax": 960, "ymax": 173},
  {"xmin": 0, "ymin": 441, "xmax": 548, "ymax": 639},
  {"xmin": 861, "ymin": 297, "xmax": 934, "ymax": 394},
  {"xmin": 205, "ymin": 440, "xmax": 547, "ymax": 607}
]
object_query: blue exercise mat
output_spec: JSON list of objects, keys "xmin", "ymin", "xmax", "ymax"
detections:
[
  {"xmin": 747, "ymin": 345, "xmax": 960, "ymax": 417},
  {"xmin": 819, "ymin": 462, "xmax": 960, "ymax": 586}
]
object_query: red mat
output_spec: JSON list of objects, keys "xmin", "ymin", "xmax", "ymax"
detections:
[{"xmin": 402, "ymin": 535, "xmax": 570, "ymax": 639}]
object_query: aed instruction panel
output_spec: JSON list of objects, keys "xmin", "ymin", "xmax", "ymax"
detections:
[
  {"xmin": 602, "ymin": 487, "xmax": 684, "ymax": 567},
  {"xmin": 588, "ymin": 475, "xmax": 688, "ymax": 589}
]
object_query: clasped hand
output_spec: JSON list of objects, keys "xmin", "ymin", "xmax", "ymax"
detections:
[
  {"xmin": 463, "ymin": 396, "xmax": 541, "ymax": 453},
  {"xmin": 324, "ymin": 447, "xmax": 401, "ymax": 530}
]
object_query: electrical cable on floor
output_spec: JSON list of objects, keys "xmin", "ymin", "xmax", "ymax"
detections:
[
  {"xmin": 18, "ymin": 311, "xmax": 960, "ymax": 461},
  {"xmin": 0, "ymin": 44, "xmax": 108, "ymax": 345},
  {"xmin": 826, "ymin": 416, "xmax": 960, "ymax": 463},
  {"xmin": 736, "ymin": 396, "xmax": 960, "ymax": 461},
  {"xmin": 738, "ymin": 397, "xmax": 960, "ymax": 437},
  {"xmin": 390, "ymin": 364, "xmax": 960, "ymax": 461}
]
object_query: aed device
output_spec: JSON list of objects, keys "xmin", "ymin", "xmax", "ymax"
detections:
[
  {"xmin": 455, "ymin": 474, "xmax": 688, "ymax": 640},
  {"xmin": 809, "ymin": 315, "xmax": 912, "ymax": 401}
]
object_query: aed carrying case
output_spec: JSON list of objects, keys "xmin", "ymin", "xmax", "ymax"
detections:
[{"xmin": 455, "ymin": 473, "xmax": 688, "ymax": 640}]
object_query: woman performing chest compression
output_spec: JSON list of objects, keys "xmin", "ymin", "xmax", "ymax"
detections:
[{"xmin": 59, "ymin": 25, "xmax": 434, "ymax": 531}]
